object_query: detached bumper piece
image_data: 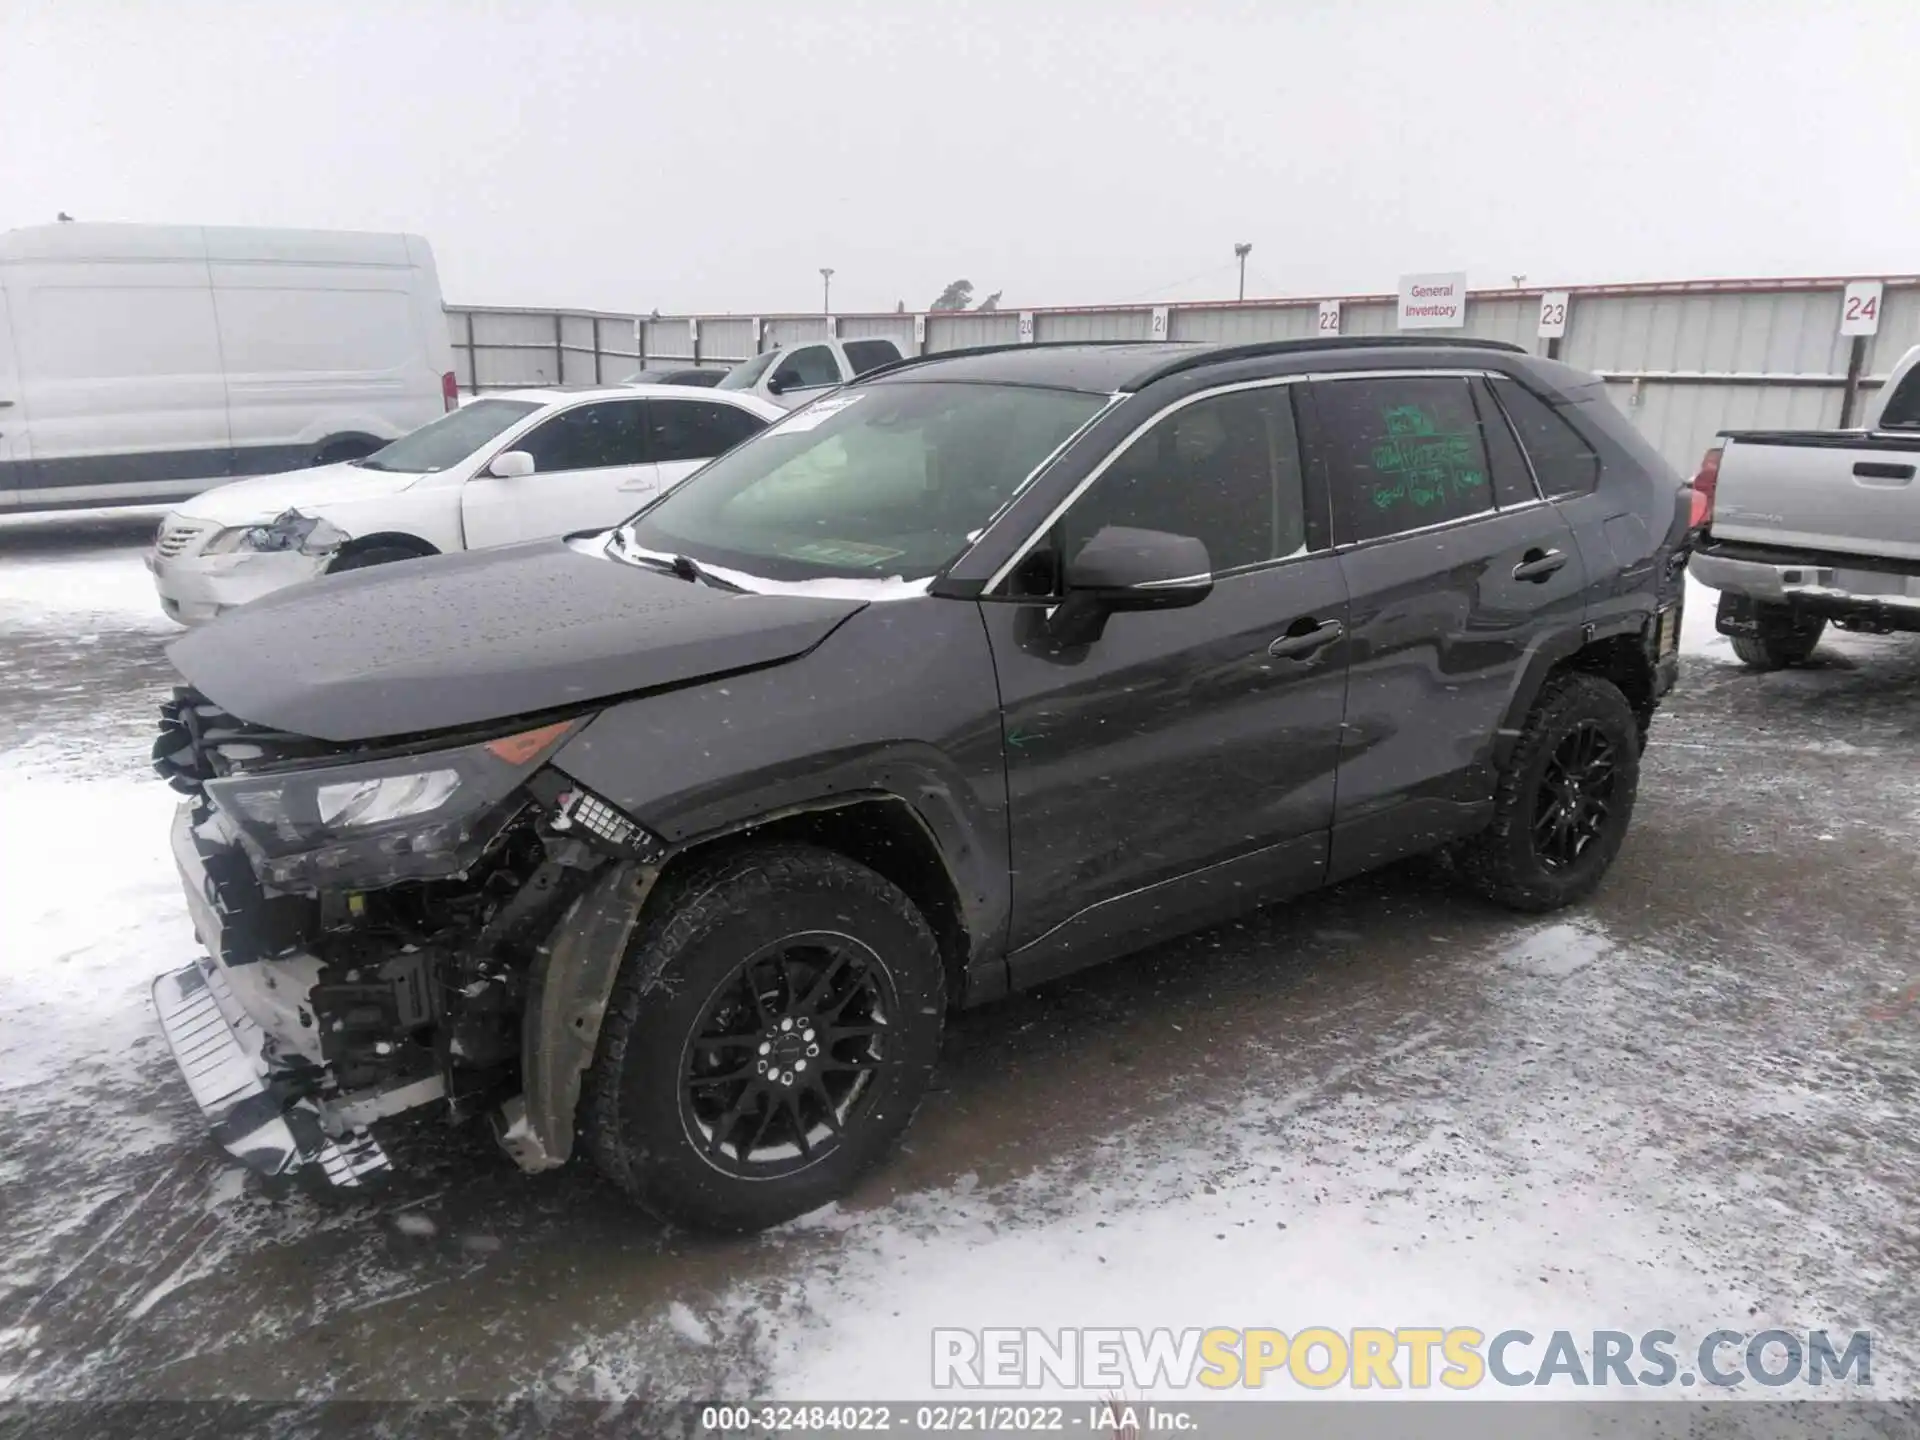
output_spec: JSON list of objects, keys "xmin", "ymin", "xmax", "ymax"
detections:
[{"xmin": 152, "ymin": 957, "xmax": 390, "ymax": 1191}]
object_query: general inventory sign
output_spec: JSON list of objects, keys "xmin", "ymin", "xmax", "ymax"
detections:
[{"xmin": 1397, "ymin": 272, "xmax": 1467, "ymax": 329}]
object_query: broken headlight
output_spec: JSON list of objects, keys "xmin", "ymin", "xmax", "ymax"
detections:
[
  {"xmin": 203, "ymin": 508, "xmax": 349, "ymax": 557},
  {"xmin": 204, "ymin": 721, "xmax": 577, "ymax": 891}
]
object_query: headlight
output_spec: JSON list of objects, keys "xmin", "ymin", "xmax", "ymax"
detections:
[
  {"xmin": 205, "ymin": 720, "xmax": 577, "ymax": 891},
  {"xmin": 203, "ymin": 508, "xmax": 349, "ymax": 557}
]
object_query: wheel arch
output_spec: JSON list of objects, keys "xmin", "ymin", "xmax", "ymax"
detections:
[
  {"xmin": 1494, "ymin": 621, "xmax": 1656, "ymax": 769},
  {"xmin": 311, "ymin": 431, "xmax": 386, "ymax": 465},
  {"xmin": 326, "ymin": 531, "xmax": 440, "ymax": 571}
]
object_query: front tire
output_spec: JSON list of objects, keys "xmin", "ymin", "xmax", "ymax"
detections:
[
  {"xmin": 1730, "ymin": 605, "xmax": 1825, "ymax": 670},
  {"xmin": 328, "ymin": 543, "xmax": 431, "ymax": 573},
  {"xmin": 584, "ymin": 845, "xmax": 945, "ymax": 1233},
  {"xmin": 1459, "ymin": 673, "xmax": 1641, "ymax": 913}
]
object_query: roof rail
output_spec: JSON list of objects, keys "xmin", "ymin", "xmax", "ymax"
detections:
[
  {"xmin": 1128, "ymin": 335, "xmax": 1528, "ymax": 387},
  {"xmin": 847, "ymin": 338, "xmax": 1156, "ymax": 384}
]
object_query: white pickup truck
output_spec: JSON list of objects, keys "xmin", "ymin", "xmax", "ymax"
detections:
[{"xmin": 1689, "ymin": 343, "xmax": 1920, "ymax": 668}]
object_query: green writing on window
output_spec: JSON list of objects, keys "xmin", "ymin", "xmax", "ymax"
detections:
[{"xmin": 1366, "ymin": 405, "xmax": 1486, "ymax": 511}]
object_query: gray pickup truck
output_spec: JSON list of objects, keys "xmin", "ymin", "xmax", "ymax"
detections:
[{"xmin": 1691, "ymin": 343, "xmax": 1920, "ymax": 668}]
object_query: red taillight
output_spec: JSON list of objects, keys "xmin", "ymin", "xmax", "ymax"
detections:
[
  {"xmin": 1687, "ymin": 445, "xmax": 1721, "ymax": 530},
  {"xmin": 442, "ymin": 370, "xmax": 460, "ymax": 412}
]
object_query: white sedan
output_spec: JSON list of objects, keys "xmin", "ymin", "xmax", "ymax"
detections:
[{"xmin": 148, "ymin": 385, "xmax": 783, "ymax": 624}]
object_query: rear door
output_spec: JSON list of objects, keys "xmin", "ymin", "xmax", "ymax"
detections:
[
  {"xmin": 644, "ymin": 396, "xmax": 771, "ymax": 494},
  {"xmin": 1303, "ymin": 371, "xmax": 1585, "ymax": 881},
  {"xmin": 0, "ymin": 288, "xmax": 22, "ymax": 507},
  {"xmin": 460, "ymin": 398, "xmax": 656, "ymax": 548}
]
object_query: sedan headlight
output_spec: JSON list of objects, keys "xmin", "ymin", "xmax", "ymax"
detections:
[
  {"xmin": 203, "ymin": 508, "xmax": 349, "ymax": 557},
  {"xmin": 205, "ymin": 721, "xmax": 577, "ymax": 891}
]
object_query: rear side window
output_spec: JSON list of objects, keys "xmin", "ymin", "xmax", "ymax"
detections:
[
  {"xmin": 647, "ymin": 399, "xmax": 768, "ymax": 464},
  {"xmin": 843, "ymin": 339, "xmax": 902, "ymax": 376},
  {"xmin": 1314, "ymin": 377, "xmax": 1494, "ymax": 543},
  {"xmin": 516, "ymin": 400, "xmax": 649, "ymax": 472},
  {"xmin": 1490, "ymin": 377, "xmax": 1601, "ymax": 498},
  {"xmin": 771, "ymin": 345, "xmax": 841, "ymax": 390}
]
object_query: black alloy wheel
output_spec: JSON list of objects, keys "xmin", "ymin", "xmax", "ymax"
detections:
[
  {"xmin": 681, "ymin": 933, "xmax": 896, "ymax": 1179},
  {"xmin": 1531, "ymin": 721, "xmax": 1618, "ymax": 872}
]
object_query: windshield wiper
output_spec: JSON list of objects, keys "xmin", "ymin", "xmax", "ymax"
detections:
[{"xmin": 608, "ymin": 526, "xmax": 742, "ymax": 591}]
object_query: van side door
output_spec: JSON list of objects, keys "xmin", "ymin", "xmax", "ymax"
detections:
[{"xmin": 1301, "ymin": 371, "xmax": 1585, "ymax": 882}]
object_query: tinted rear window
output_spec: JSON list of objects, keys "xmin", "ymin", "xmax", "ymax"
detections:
[{"xmin": 844, "ymin": 339, "xmax": 903, "ymax": 375}]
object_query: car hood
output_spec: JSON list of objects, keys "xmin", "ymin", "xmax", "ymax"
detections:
[
  {"xmin": 166, "ymin": 539, "xmax": 867, "ymax": 742},
  {"xmin": 170, "ymin": 462, "xmax": 421, "ymax": 525}
]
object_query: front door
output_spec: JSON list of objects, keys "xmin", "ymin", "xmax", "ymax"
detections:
[
  {"xmin": 0, "ymin": 288, "xmax": 22, "ymax": 507},
  {"xmin": 981, "ymin": 381, "xmax": 1350, "ymax": 985},
  {"xmin": 1302, "ymin": 372, "xmax": 1587, "ymax": 880},
  {"xmin": 765, "ymin": 344, "xmax": 842, "ymax": 410},
  {"xmin": 461, "ymin": 398, "xmax": 658, "ymax": 549}
]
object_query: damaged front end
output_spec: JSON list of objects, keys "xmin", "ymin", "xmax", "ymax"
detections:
[{"xmin": 150, "ymin": 690, "xmax": 661, "ymax": 1191}]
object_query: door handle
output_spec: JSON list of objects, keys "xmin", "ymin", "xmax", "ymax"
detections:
[
  {"xmin": 1853, "ymin": 461, "xmax": 1915, "ymax": 482},
  {"xmin": 0, "ymin": 399, "xmax": 14, "ymax": 408},
  {"xmin": 1268, "ymin": 618, "xmax": 1344, "ymax": 659},
  {"xmin": 1513, "ymin": 548, "xmax": 1568, "ymax": 582}
]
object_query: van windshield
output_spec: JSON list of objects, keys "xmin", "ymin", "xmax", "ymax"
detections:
[
  {"xmin": 355, "ymin": 399, "xmax": 540, "ymax": 473},
  {"xmin": 617, "ymin": 381, "xmax": 1107, "ymax": 582}
]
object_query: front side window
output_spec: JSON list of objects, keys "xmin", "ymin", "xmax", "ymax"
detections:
[
  {"xmin": 1490, "ymin": 377, "xmax": 1601, "ymax": 497},
  {"xmin": 844, "ymin": 339, "xmax": 903, "ymax": 376},
  {"xmin": 515, "ymin": 400, "xmax": 649, "ymax": 473},
  {"xmin": 1316, "ymin": 377, "xmax": 1494, "ymax": 543},
  {"xmin": 356, "ymin": 398, "xmax": 540, "ymax": 473},
  {"xmin": 1877, "ymin": 366, "xmax": 1920, "ymax": 430},
  {"xmin": 772, "ymin": 345, "xmax": 841, "ymax": 390},
  {"xmin": 647, "ymin": 399, "xmax": 768, "ymax": 464},
  {"xmin": 716, "ymin": 351, "xmax": 780, "ymax": 391},
  {"xmin": 1058, "ymin": 386, "xmax": 1306, "ymax": 576},
  {"xmin": 623, "ymin": 381, "xmax": 1106, "ymax": 582}
]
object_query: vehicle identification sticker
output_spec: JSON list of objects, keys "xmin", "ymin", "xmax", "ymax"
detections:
[
  {"xmin": 773, "ymin": 393, "xmax": 863, "ymax": 433},
  {"xmin": 1658, "ymin": 605, "xmax": 1679, "ymax": 657}
]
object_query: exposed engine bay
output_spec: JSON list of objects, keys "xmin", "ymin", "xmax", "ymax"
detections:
[{"xmin": 150, "ymin": 686, "xmax": 660, "ymax": 1189}]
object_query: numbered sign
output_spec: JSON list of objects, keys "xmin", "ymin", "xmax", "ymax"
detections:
[
  {"xmin": 687, "ymin": 317, "xmax": 700, "ymax": 343},
  {"xmin": 1017, "ymin": 311, "xmax": 1035, "ymax": 344},
  {"xmin": 1537, "ymin": 291, "xmax": 1569, "ymax": 338},
  {"xmin": 1317, "ymin": 300, "xmax": 1342, "ymax": 336},
  {"xmin": 1841, "ymin": 281, "xmax": 1883, "ymax": 337},
  {"xmin": 1150, "ymin": 305, "xmax": 1170, "ymax": 340},
  {"xmin": 913, "ymin": 313, "xmax": 927, "ymax": 346}
]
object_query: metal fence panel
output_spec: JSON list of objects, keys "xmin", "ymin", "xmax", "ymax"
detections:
[
  {"xmin": 838, "ymin": 315, "xmax": 916, "ymax": 348},
  {"xmin": 928, "ymin": 312, "xmax": 1019, "ymax": 350},
  {"xmin": 470, "ymin": 310, "xmax": 561, "ymax": 346},
  {"xmin": 697, "ymin": 316, "xmax": 758, "ymax": 364}
]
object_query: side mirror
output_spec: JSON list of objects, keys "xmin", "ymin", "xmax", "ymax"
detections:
[
  {"xmin": 488, "ymin": 450, "xmax": 535, "ymax": 479},
  {"xmin": 1065, "ymin": 526, "xmax": 1213, "ymax": 611},
  {"xmin": 765, "ymin": 375, "xmax": 787, "ymax": 396}
]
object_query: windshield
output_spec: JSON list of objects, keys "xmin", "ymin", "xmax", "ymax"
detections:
[
  {"xmin": 355, "ymin": 399, "xmax": 540, "ymax": 473},
  {"xmin": 715, "ymin": 351, "xmax": 780, "ymax": 391},
  {"xmin": 620, "ymin": 381, "xmax": 1107, "ymax": 581}
]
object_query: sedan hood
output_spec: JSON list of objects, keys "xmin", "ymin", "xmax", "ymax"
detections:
[
  {"xmin": 167, "ymin": 540, "xmax": 866, "ymax": 742},
  {"xmin": 171, "ymin": 462, "xmax": 420, "ymax": 525}
]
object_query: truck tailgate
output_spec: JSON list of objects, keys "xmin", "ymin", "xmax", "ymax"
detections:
[{"xmin": 1713, "ymin": 432, "xmax": 1920, "ymax": 562}]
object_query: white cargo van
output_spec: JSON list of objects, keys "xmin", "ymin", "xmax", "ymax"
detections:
[{"xmin": 0, "ymin": 223, "xmax": 457, "ymax": 512}]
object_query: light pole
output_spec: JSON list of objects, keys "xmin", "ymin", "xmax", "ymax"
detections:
[
  {"xmin": 820, "ymin": 267, "xmax": 835, "ymax": 315},
  {"xmin": 1234, "ymin": 243, "xmax": 1252, "ymax": 302}
]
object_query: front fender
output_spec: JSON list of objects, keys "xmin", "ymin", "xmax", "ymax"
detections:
[{"xmin": 548, "ymin": 598, "xmax": 1011, "ymax": 968}]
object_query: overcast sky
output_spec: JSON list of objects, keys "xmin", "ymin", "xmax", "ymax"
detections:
[{"xmin": 4, "ymin": 0, "xmax": 1916, "ymax": 315}]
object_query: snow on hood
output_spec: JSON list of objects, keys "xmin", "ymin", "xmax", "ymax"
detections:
[{"xmin": 168, "ymin": 461, "xmax": 420, "ymax": 526}]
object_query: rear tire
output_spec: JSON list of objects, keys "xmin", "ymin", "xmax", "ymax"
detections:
[
  {"xmin": 1730, "ymin": 607, "xmax": 1825, "ymax": 669},
  {"xmin": 584, "ymin": 844, "xmax": 945, "ymax": 1233},
  {"xmin": 1458, "ymin": 673, "xmax": 1640, "ymax": 913}
]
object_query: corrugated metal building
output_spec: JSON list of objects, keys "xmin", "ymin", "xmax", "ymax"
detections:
[{"xmin": 448, "ymin": 275, "xmax": 1920, "ymax": 476}]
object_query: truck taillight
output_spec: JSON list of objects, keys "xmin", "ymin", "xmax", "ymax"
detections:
[
  {"xmin": 442, "ymin": 371, "xmax": 460, "ymax": 412},
  {"xmin": 1687, "ymin": 445, "xmax": 1721, "ymax": 529}
]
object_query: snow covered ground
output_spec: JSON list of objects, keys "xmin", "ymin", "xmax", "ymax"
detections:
[{"xmin": 1, "ymin": 536, "xmax": 1916, "ymax": 1416}]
